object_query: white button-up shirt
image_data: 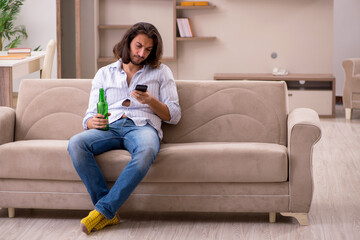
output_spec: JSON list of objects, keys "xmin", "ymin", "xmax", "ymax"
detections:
[{"xmin": 83, "ymin": 59, "xmax": 181, "ymax": 139}]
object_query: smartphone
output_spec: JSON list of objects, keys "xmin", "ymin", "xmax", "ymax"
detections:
[{"xmin": 135, "ymin": 84, "xmax": 148, "ymax": 92}]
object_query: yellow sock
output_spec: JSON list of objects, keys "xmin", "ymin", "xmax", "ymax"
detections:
[
  {"xmin": 93, "ymin": 213, "xmax": 120, "ymax": 232},
  {"xmin": 80, "ymin": 210, "xmax": 105, "ymax": 234}
]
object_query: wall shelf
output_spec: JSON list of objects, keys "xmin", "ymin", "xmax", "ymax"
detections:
[
  {"xmin": 98, "ymin": 25, "xmax": 132, "ymax": 30},
  {"xmin": 177, "ymin": 36, "xmax": 216, "ymax": 41},
  {"xmin": 97, "ymin": 57, "xmax": 116, "ymax": 63}
]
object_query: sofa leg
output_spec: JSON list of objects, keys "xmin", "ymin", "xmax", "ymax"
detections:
[
  {"xmin": 269, "ymin": 212, "xmax": 276, "ymax": 223},
  {"xmin": 8, "ymin": 208, "xmax": 15, "ymax": 218},
  {"xmin": 280, "ymin": 212, "xmax": 308, "ymax": 225},
  {"xmin": 345, "ymin": 108, "xmax": 352, "ymax": 120}
]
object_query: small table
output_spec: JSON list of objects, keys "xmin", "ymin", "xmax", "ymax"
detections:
[
  {"xmin": 0, "ymin": 51, "xmax": 46, "ymax": 107},
  {"xmin": 214, "ymin": 73, "xmax": 336, "ymax": 117}
]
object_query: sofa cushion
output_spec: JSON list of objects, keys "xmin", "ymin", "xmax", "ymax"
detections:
[
  {"xmin": 162, "ymin": 80, "xmax": 288, "ymax": 145},
  {"xmin": 0, "ymin": 140, "xmax": 287, "ymax": 183},
  {"xmin": 0, "ymin": 140, "xmax": 82, "ymax": 181},
  {"xmin": 150, "ymin": 142, "xmax": 288, "ymax": 182},
  {"xmin": 15, "ymin": 79, "xmax": 91, "ymax": 141}
]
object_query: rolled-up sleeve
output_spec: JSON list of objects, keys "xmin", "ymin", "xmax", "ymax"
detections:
[{"xmin": 159, "ymin": 66, "xmax": 181, "ymax": 125}]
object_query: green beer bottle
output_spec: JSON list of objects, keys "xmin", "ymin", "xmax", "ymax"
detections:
[{"xmin": 97, "ymin": 88, "xmax": 109, "ymax": 130}]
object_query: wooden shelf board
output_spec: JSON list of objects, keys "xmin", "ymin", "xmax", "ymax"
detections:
[
  {"xmin": 177, "ymin": 36, "xmax": 216, "ymax": 41},
  {"xmin": 98, "ymin": 25, "xmax": 132, "ymax": 30},
  {"xmin": 161, "ymin": 57, "xmax": 177, "ymax": 62},
  {"xmin": 213, "ymin": 73, "xmax": 335, "ymax": 82},
  {"xmin": 97, "ymin": 57, "xmax": 117, "ymax": 63}
]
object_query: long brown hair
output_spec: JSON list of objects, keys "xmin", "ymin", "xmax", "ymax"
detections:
[{"xmin": 113, "ymin": 22, "xmax": 163, "ymax": 69}]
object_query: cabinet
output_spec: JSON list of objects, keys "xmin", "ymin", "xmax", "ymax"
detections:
[{"xmin": 213, "ymin": 73, "xmax": 336, "ymax": 117}]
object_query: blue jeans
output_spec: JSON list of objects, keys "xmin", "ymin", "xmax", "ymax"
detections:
[{"xmin": 67, "ymin": 118, "xmax": 160, "ymax": 220}]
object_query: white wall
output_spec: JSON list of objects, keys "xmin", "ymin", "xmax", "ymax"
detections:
[
  {"xmin": 169, "ymin": 0, "xmax": 333, "ymax": 80},
  {"xmin": 13, "ymin": 0, "xmax": 57, "ymax": 91},
  {"xmin": 333, "ymin": 0, "xmax": 360, "ymax": 96}
]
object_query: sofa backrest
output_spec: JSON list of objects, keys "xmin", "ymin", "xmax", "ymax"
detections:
[
  {"xmin": 162, "ymin": 80, "xmax": 288, "ymax": 146},
  {"xmin": 15, "ymin": 79, "xmax": 92, "ymax": 141},
  {"xmin": 15, "ymin": 79, "xmax": 288, "ymax": 146}
]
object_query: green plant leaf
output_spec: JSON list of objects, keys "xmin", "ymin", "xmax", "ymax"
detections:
[
  {"xmin": 33, "ymin": 45, "xmax": 42, "ymax": 51},
  {"xmin": 4, "ymin": 35, "xmax": 21, "ymax": 49},
  {"xmin": 0, "ymin": 0, "xmax": 27, "ymax": 50}
]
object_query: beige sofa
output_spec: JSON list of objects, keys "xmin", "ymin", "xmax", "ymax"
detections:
[{"xmin": 0, "ymin": 79, "xmax": 321, "ymax": 225}]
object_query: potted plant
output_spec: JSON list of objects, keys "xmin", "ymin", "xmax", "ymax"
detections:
[{"xmin": 0, "ymin": 0, "xmax": 27, "ymax": 50}]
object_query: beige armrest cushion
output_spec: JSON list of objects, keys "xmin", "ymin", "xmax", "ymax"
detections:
[
  {"xmin": 287, "ymin": 108, "xmax": 321, "ymax": 212},
  {"xmin": 0, "ymin": 107, "xmax": 16, "ymax": 145},
  {"xmin": 288, "ymin": 108, "xmax": 321, "ymax": 143}
]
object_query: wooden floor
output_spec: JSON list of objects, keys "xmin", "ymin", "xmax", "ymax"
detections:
[{"xmin": 1, "ymin": 106, "xmax": 360, "ymax": 240}]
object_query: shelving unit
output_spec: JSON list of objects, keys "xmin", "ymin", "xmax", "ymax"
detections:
[
  {"xmin": 97, "ymin": 24, "xmax": 133, "ymax": 65},
  {"xmin": 175, "ymin": 1, "xmax": 216, "ymax": 41},
  {"xmin": 56, "ymin": 0, "xmax": 218, "ymax": 71},
  {"xmin": 94, "ymin": 0, "xmax": 176, "ymax": 69}
]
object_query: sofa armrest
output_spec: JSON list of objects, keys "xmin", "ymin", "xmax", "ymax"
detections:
[
  {"xmin": 0, "ymin": 107, "xmax": 16, "ymax": 145},
  {"xmin": 287, "ymin": 108, "xmax": 321, "ymax": 212}
]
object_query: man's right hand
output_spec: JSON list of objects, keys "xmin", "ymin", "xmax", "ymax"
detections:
[{"xmin": 87, "ymin": 113, "xmax": 111, "ymax": 129}]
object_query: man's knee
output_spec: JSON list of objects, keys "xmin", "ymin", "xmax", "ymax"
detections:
[
  {"xmin": 67, "ymin": 133, "xmax": 92, "ymax": 160},
  {"xmin": 134, "ymin": 145, "xmax": 159, "ymax": 173},
  {"xmin": 144, "ymin": 146, "xmax": 158, "ymax": 160},
  {"xmin": 68, "ymin": 134, "xmax": 82, "ymax": 153}
]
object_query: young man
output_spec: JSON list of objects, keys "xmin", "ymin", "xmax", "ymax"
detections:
[{"xmin": 67, "ymin": 22, "xmax": 181, "ymax": 234}]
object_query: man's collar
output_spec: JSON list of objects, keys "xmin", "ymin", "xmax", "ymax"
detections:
[{"xmin": 109, "ymin": 59, "xmax": 122, "ymax": 70}]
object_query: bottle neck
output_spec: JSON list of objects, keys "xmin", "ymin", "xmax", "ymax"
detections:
[{"xmin": 99, "ymin": 88, "xmax": 106, "ymax": 102}]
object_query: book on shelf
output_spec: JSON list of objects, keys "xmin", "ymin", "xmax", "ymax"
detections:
[
  {"xmin": 180, "ymin": 1, "xmax": 194, "ymax": 6},
  {"xmin": 180, "ymin": 1, "xmax": 209, "ymax": 6},
  {"xmin": 7, "ymin": 48, "xmax": 31, "ymax": 56},
  {"xmin": 176, "ymin": 18, "xmax": 193, "ymax": 38},
  {"xmin": 176, "ymin": 18, "xmax": 186, "ymax": 37},
  {"xmin": 194, "ymin": 1, "xmax": 209, "ymax": 6},
  {"xmin": 184, "ymin": 18, "xmax": 193, "ymax": 37}
]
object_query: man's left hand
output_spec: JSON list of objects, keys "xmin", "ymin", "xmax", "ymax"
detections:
[
  {"xmin": 131, "ymin": 90, "xmax": 152, "ymax": 105},
  {"xmin": 131, "ymin": 89, "xmax": 171, "ymax": 121}
]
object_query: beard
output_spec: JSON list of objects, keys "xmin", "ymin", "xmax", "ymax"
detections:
[{"xmin": 130, "ymin": 55, "xmax": 145, "ymax": 66}]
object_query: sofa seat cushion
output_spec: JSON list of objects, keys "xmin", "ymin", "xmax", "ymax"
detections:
[
  {"xmin": 0, "ymin": 140, "xmax": 287, "ymax": 183},
  {"xmin": 147, "ymin": 142, "xmax": 288, "ymax": 183},
  {"xmin": 0, "ymin": 140, "xmax": 85, "ymax": 181}
]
